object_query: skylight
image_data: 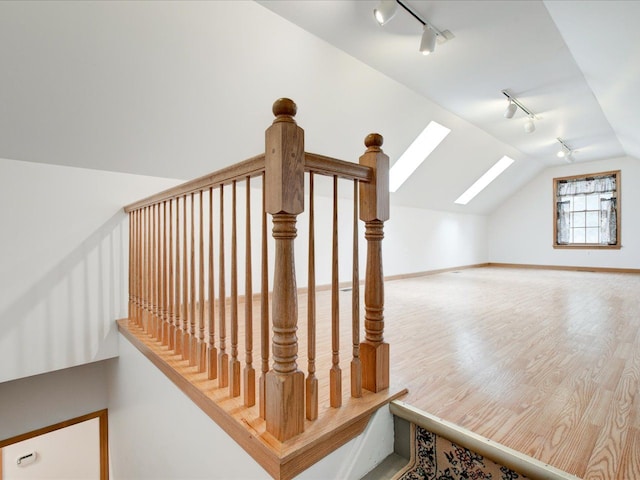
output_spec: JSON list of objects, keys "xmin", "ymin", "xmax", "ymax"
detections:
[
  {"xmin": 389, "ymin": 121, "xmax": 451, "ymax": 193},
  {"xmin": 454, "ymin": 156, "xmax": 514, "ymax": 205}
]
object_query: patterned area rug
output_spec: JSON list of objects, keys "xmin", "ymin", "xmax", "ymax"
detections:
[{"xmin": 393, "ymin": 424, "xmax": 528, "ymax": 480}]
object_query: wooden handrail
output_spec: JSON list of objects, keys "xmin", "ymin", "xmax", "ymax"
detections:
[
  {"xmin": 124, "ymin": 151, "xmax": 372, "ymax": 214},
  {"xmin": 124, "ymin": 154, "xmax": 266, "ymax": 213},
  {"xmin": 304, "ymin": 152, "xmax": 372, "ymax": 182},
  {"xmin": 124, "ymin": 98, "xmax": 390, "ymax": 447}
]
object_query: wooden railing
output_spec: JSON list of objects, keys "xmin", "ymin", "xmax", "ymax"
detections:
[{"xmin": 124, "ymin": 98, "xmax": 390, "ymax": 442}]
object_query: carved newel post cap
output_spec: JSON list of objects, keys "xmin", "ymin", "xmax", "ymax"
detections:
[
  {"xmin": 364, "ymin": 133, "xmax": 384, "ymax": 151},
  {"xmin": 272, "ymin": 98, "xmax": 297, "ymax": 123}
]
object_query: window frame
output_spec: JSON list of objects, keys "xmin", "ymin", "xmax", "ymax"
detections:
[{"xmin": 552, "ymin": 170, "xmax": 621, "ymax": 249}]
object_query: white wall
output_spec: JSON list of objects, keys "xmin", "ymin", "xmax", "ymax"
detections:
[
  {"xmin": 488, "ymin": 156, "xmax": 640, "ymax": 268},
  {"xmin": 107, "ymin": 334, "xmax": 393, "ymax": 480},
  {"xmin": 385, "ymin": 205, "xmax": 487, "ymax": 276},
  {"xmin": 0, "ymin": 360, "xmax": 108, "ymax": 441},
  {"xmin": 2, "ymin": 418, "xmax": 99, "ymax": 479},
  {"xmin": 0, "ymin": 158, "xmax": 180, "ymax": 383}
]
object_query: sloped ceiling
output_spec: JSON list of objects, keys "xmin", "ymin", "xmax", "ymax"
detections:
[{"xmin": 0, "ymin": 1, "xmax": 636, "ymax": 215}]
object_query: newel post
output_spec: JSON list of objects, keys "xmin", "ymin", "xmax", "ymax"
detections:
[
  {"xmin": 264, "ymin": 98, "xmax": 305, "ymax": 441},
  {"xmin": 359, "ymin": 133, "xmax": 390, "ymax": 392}
]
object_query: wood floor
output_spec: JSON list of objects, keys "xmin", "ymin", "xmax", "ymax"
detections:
[
  {"xmin": 383, "ymin": 266, "xmax": 640, "ymax": 480},
  {"xmin": 120, "ymin": 265, "xmax": 639, "ymax": 479}
]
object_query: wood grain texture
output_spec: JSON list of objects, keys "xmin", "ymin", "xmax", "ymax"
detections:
[
  {"xmin": 207, "ymin": 187, "xmax": 217, "ymax": 380},
  {"xmin": 330, "ymin": 175, "xmax": 342, "ymax": 408},
  {"xmin": 306, "ymin": 173, "xmax": 318, "ymax": 421},
  {"xmin": 244, "ymin": 176, "xmax": 256, "ymax": 407},
  {"xmin": 168, "ymin": 200, "xmax": 175, "ymax": 350},
  {"xmin": 182, "ymin": 196, "xmax": 189, "ymax": 359},
  {"xmin": 264, "ymin": 99, "xmax": 306, "ymax": 441},
  {"xmin": 230, "ymin": 181, "xmax": 241, "ymax": 397},
  {"xmin": 260, "ymin": 174, "xmax": 269, "ymax": 420},
  {"xmin": 218, "ymin": 185, "xmax": 229, "ymax": 388},
  {"xmin": 197, "ymin": 192, "xmax": 205, "ymax": 371},
  {"xmin": 123, "ymin": 154, "xmax": 266, "ymax": 212},
  {"xmin": 174, "ymin": 197, "xmax": 182, "ymax": 355},
  {"xmin": 384, "ymin": 267, "xmax": 640, "ymax": 480},
  {"xmin": 351, "ymin": 179, "xmax": 362, "ymax": 399},
  {"xmin": 304, "ymin": 152, "xmax": 372, "ymax": 182},
  {"xmin": 189, "ymin": 193, "xmax": 196, "ymax": 366}
]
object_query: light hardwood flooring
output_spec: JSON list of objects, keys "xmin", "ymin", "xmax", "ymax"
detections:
[
  {"xmin": 381, "ymin": 266, "xmax": 640, "ymax": 480},
  {"xmin": 122, "ymin": 266, "xmax": 640, "ymax": 479}
]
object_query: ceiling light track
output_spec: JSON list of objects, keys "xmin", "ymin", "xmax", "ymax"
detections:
[
  {"xmin": 557, "ymin": 137, "xmax": 575, "ymax": 162},
  {"xmin": 374, "ymin": 0, "xmax": 452, "ymax": 55},
  {"xmin": 502, "ymin": 89, "xmax": 537, "ymax": 133},
  {"xmin": 501, "ymin": 90, "xmax": 536, "ymax": 119}
]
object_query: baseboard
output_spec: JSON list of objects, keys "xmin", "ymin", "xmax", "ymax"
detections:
[
  {"xmin": 384, "ymin": 263, "xmax": 489, "ymax": 282},
  {"xmin": 488, "ymin": 262, "xmax": 640, "ymax": 274}
]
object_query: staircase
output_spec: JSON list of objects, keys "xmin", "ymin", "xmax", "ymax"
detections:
[{"xmin": 362, "ymin": 401, "xmax": 581, "ymax": 480}]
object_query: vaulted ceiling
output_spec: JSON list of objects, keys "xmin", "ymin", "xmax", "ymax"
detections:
[{"xmin": 1, "ymin": 1, "xmax": 637, "ymax": 214}]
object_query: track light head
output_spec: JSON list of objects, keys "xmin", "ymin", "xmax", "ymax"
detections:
[
  {"xmin": 557, "ymin": 138, "xmax": 574, "ymax": 161},
  {"xmin": 374, "ymin": 0, "xmax": 397, "ymax": 26},
  {"xmin": 419, "ymin": 25, "xmax": 437, "ymax": 55},
  {"xmin": 524, "ymin": 116, "xmax": 535, "ymax": 134},
  {"xmin": 504, "ymin": 100, "xmax": 517, "ymax": 119}
]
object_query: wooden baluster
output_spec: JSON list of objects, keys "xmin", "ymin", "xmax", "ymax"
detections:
[
  {"xmin": 351, "ymin": 180, "xmax": 362, "ymax": 398},
  {"xmin": 146, "ymin": 206, "xmax": 151, "ymax": 333},
  {"xmin": 139, "ymin": 209, "xmax": 144, "ymax": 328},
  {"xmin": 229, "ymin": 181, "xmax": 240, "ymax": 397},
  {"xmin": 182, "ymin": 195, "xmax": 189, "ymax": 360},
  {"xmin": 265, "ymin": 98, "xmax": 305, "ymax": 441},
  {"xmin": 330, "ymin": 175, "xmax": 342, "ymax": 408},
  {"xmin": 244, "ymin": 176, "xmax": 255, "ymax": 407},
  {"xmin": 168, "ymin": 200, "xmax": 175, "ymax": 351},
  {"xmin": 156, "ymin": 203, "xmax": 162, "ymax": 338},
  {"xmin": 157, "ymin": 202, "xmax": 163, "ymax": 340},
  {"xmin": 162, "ymin": 201, "xmax": 169, "ymax": 344},
  {"xmin": 189, "ymin": 192, "xmax": 196, "ymax": 366},
  {"xmin": 208, "ymin": 187, "xmax": 218, "ymax": 380},
  {"xmin": 131, "ymin": 211, "xmax": 137, "ymax": 324},
  {"xmin": 148, "ymin": 205, "xmax": 153, "ymax": 333},
  {"xmin": 198, "ymin": 190, "xmax": 206, "ymax": 372},
  {"xmin": 259, "ymin": 173, "xmax": 269, "ymax": 419},
  {"xmin": 359, "ymin": 133, "xmax": 390, "ymax": 392},
  {"xmin": 138, "ymin": 208, "xmax": 147, "ymax": 329},
  {"xmin": 175, "ymin": 196, "xmax": 182, "ymax": 355},
  {"xmin": 154, "ymin": 204, "xmax": 159, "ymax": 337},
  {"xmin": 306, "ymin": 173, "xmax": 318, "ymax": 420},
  {"xmin": 137, "ymin": 209, "xmax": 142, "ymax": 325},
  {"xmin": 218, "ymin": 184, "xmax": 229, "ymax": 388},
  {"xmin": 154, "ymin": 205, "xmax": 160, "ymax": 339},
  {"xmin": 146, "ymin": 205, "xmax": 156, "ymax": 335},
  {"xmin": 139, "ymin": 209, "xmax": 143, "ymax": 328},
  {"xmin": 129, "ymin": 213, "xmax": 134, "ymax": 320},
  {"xmin": 139, "ymin": 209, "xmax": 144, "ymax": 326}
]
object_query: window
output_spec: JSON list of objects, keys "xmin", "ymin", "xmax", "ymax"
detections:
[{"xmin": 553, "ymin": 170, "xmax": 620, "ymax": 248}]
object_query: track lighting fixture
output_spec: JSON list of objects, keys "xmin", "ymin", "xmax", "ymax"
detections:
[
  {"xmin": 419, "ymin": 25, "xmax": 437, "ymax": 55},
  {"xmin": 557, "ymin": 138, "xmax": 574, "ymax": 162},
  {"xmin": 504, "ymin": 100, "xmax": 517, "ymax": 119},
  {"xmin": 373, "ymin": 0, "xmax": 397, "ymax": 26},
  {"xmin": 502, "ymin": 90, "xmax": 537, "ymax": 133},
  {"xmin": 524, "ymin": 116, "xmax": 535, "ymax": 134},
  {"xmin": 374, "ymin": 0, "xmax": 452, "ymax": 55}
]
